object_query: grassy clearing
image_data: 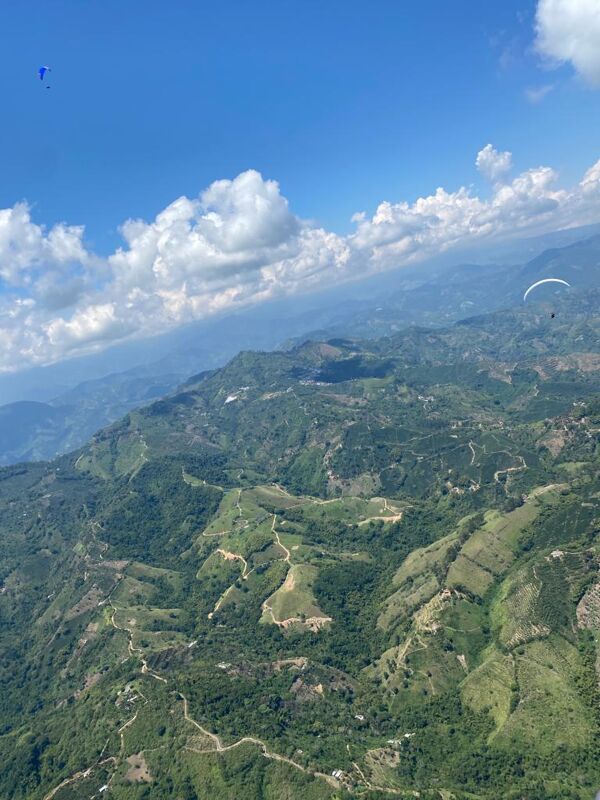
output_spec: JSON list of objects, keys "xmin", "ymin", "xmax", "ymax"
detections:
[
  {"xmin": 113, "ymin": 605, "xmax": 183, "ymax": 631},
  {"xmin": 247, "ymin": 484, "xmax": 309, "ymax": 510},
  {"xmin": 76, "ymin": 426, "xmax": 148, "ymax": 480},
  {"xmin": 296, "ymin": 495, "xmax": 406, "ymax": 527},
  {"xmin": 130, "ymin": 629, "xmax": 187, "ymax": 653},
  {"xmin": 218, "ymin": 518, "xmax": 274, "ymax": 561},
  {"xmin": 460, "ymin": 527, "xmax": 513, "ymax": 575},
  {"xmin": 127, "ymin": 562, "xmax": 179, "ymax": 579},
  {"xmin": 196, "ymin": 550, "xmax": 242, "ymax": 584},
  {"xmin": 115, "ymin": 437, "xmax": 147, "ymax": 477},
  {"xmin": 200, "ymin": 490, "xmax": 249, "ymax": 537},
  {"xmin": 446, "ymin": 494, "xmax": 550, "ymax": 597},
  {"xmin": 198, "ymin": 487, "xmax": 273, "ymax": 540},
  {"xmin": 261, "ymin": 564, "xmax": 327, "ymax": 626},
  {"xmin": 446, "ymin": 555, "xmax": 494, "ymax": 597},
  {"xmin": 126, "ymin": 562, "xmax": 184, "ymax": 595},
  {"xmin": 393, "ymin": 532, "xmax": 459, "ymax": 587},
  {"xmin": 112, "ymin": 576, "xmax": 157, "ymax": 605},
  {"xmin": 181, "ymin": 468, "xmax": 223, "ymax": 489},
  {"xmin": 461, "ymin": 648, "xmax": 514, "ymax": 736}
]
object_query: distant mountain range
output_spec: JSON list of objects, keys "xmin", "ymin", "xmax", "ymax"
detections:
[
  {"xmin": 1, "ymin": 232, "xmax": 598, "ymax": 466},
  {"xmin": 286, "ymin": 233, "xmax": 600, "ymax": 344}
]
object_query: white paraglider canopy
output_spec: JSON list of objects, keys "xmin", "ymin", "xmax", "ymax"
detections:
[{"xmin": 523, "ymin": 278, "xmax": 571, "ymax": 302}]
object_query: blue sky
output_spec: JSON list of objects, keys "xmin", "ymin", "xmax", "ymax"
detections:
[
  {"xmin": 1, "ymin": 0, "xmax": 600, "ymax": 372},
  {"xmin": 1, "ymin": 0, "xmax": 598, "ymax": 245}
]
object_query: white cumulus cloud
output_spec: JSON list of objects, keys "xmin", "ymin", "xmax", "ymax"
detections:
[
  {"xmin": 535, "ymin": 0, "xmax": 600, "ymax": 85},
  {"xmin": 476, "ymin": 144, "xmax": 513, "ymax": 182},
  {"xmin": 0, "ymin": 203, "xmax": 88, "ymax": 287},
  {"xmin": 1, "ymin": 149, "xmax": 600, "ymax": 372}
]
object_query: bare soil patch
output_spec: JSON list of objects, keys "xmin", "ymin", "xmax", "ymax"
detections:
[
  {"xmin": 125, "ymin": 752, "xmax": 152, "ymax": 783},
  {"xmin": 290, "ymin": 678, "xmax": 324, "ymax": 702}
]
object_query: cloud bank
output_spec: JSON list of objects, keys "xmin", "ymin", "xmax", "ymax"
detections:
[
  {"xmin": 1, "ymin": 145, "xmax": 600, "ymax": 372},
  {"xmin": 535, "ymin": 0, "xmax": 600, "ymax": 85}
]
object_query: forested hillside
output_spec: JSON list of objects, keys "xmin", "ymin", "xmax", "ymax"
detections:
[{"xmin": 1, "ymin": 291, "xmax": 599, "ymax": 799}]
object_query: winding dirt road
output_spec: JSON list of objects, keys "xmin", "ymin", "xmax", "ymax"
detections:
[
  {"xmin": 180, "ymin": 693, "xmax": 338, "ymax": 786},
  {"xmin": 45, "ymin": 591, "xmax": 339, "ymax": 799}
]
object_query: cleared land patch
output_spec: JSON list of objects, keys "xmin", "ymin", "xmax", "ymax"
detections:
[
  {"xmin": 461, "ymin": 648, "xmax": 514, "ymax": 736},
  {"xmin": 495, "ymin": 638, "xmax": 594, "ymax": 754},
  {"xmin": 446, "ymin": 494, "xmax": 553, "ymax": 597},
  {"xmin": 262, "ymin": 564, "xmax": 331, "ymax": 631},
  {"xmin": 125, "ymin": 752, "xmax": 152, "ymax": 783}
]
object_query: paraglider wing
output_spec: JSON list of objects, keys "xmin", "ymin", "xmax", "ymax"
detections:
[
  {"xmin": 38, "ymin": 66, "xmax": 50, "ymax": 81},
  {"xmin": 523, "ymin": 278, "xmax": 570, "ymax": 302}
]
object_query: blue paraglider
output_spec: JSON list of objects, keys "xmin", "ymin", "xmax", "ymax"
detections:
[{"xmin": 38, "ymin": 66, "xmax": 51, "ymax": 86}]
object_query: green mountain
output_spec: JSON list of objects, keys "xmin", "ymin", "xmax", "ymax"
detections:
[
  {"xmin": 1, "ymin": 291, "xmax": 599, "ymax": 799},
  {"xmin": 3, "ymin": 234, "xmax": 599, "ymax": 468}
]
